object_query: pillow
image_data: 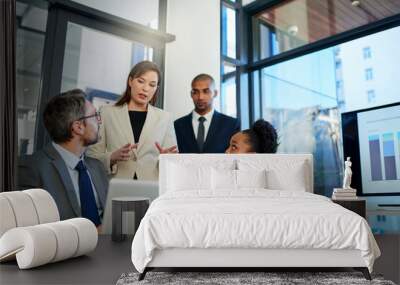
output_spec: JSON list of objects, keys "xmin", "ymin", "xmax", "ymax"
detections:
[
  {"xmin": 211, "ymin": 169, "xmax": 268, "ymax": 190},
  {"xmin": 167, "ymin": 163, "xmax": 211, "ymax": 191},
  {"xmin": 236, "ymin": 169, "xmax": 267, "ymax": 189},
  {"xmin": 237, "ymin": 159, "xmax": 308, "ymax": 191},
  {"xmin": 266, "ymin": 162, "xmax": 307, "ymax": 191},
  {"xmin": 211, "ymin": 168, "xmax": 236, "ymax": 190}
]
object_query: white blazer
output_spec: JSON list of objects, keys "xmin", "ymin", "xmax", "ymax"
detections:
[{"xmin": 86, "ymin": 103, "xmax": 177, "ymax": 181}]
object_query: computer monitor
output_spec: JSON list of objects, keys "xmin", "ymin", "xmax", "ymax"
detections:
[{"xmin": 341, "ymin": 102, "xmax": 400, "ymax": 196}]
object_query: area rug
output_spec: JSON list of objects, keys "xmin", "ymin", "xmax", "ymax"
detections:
[{"xmin": 116, "ymin": 271, "xmax": 396, "ymax": 285}]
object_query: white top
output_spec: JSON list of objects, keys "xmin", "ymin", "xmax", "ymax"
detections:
[
  {"xmin": 52, "ymin": 142, "xmax": 101, "ymax": 213},
  {"xmin": 192, "ymin": 109, "xmax": 214, "ymax": 139}
]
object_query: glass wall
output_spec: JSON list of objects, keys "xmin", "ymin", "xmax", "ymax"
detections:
[
  {"xmin": 61, "ymin": 22, "xmax": 153, "ymax": 109},
  {"xmin": 221, "ymin": 77, "xmax": 237, "ymax": 117},
  {"xmin": 16, "ymin": 1, "xmax": 48, "ymax": 155},
  {"xmin": 16, "ymin": 0, "xmax": 169, "ymax": 154},
  {"xmin": 221, "ymin": 4, "xmax": 236, "ymax": 59},
  {"xmin": 220, "ymin": 1, "xmax": 239, "ymax": 119},
  {"xmin": 259, "ymin": 26, "xmax": 400, "ymax": 196}
]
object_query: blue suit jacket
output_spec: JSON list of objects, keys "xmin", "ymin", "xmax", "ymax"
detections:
[{"xmin": 174, "ymin": 111, "xmax": 240, "ymax": 153}]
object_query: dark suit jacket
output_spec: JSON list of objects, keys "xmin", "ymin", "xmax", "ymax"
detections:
[
  {"xmin": 18, "ymin": 144, "xmax": 109, "ymax": 220},
  {"xmin": 174, "ymin": 111, "xmax": 240, "ymax": 153}
]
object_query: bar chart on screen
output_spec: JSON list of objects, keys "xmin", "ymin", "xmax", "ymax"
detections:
[
  {"xmin": 368, "ymin": 132, "xmax": 399, "ymax": 181},
  {"xmin": 358, "ymin": 104, "xmax": 400, "ymax": 194}
]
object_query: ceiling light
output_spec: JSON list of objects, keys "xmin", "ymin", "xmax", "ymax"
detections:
[{"xmin": 351, "ymin": 0, "xmax": 360, "ymax": 7}]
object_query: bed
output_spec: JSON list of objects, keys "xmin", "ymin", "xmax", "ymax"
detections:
[{"xmin": 131, "ymin": 154, "xmax": 380, "ymax": 280}]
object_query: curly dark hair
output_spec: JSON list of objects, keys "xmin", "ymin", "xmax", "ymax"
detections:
[{"xmin": 242, "ymin": 119, "xmax": 279, "ymax": 153}]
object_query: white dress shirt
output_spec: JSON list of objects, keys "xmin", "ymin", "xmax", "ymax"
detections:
[
  {"xmin": 52, "ymin": 142, "xmax": 102, "ymax": 215},
  {"xmin": 192, "ymin": 109, "xmax": 214, "ymax": 140}
]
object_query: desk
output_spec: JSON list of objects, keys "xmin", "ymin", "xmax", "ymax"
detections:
[
  {"xmin": 332, "ymin": 199, "xmax": 366, "ymax": 218},
  {"xmin": 0, "ymin": 235, "xmax": 133, "ymax": 285}
]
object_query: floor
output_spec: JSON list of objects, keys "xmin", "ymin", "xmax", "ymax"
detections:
[
  {"xmin": 0, "ymin": 235, "xmax": 133, "ymax": 285},
  {"xmin": 1, "ymin": 235, "xmax": 399, "ymax": 285},
  {"xmin": 373, "ymin": 234, "xmax": 400, "ymax": 284}
]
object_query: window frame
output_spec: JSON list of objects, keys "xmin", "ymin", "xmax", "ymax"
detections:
[{"xmin": 221, "ymin": 0, "xmax": 400, "ymax": 126}]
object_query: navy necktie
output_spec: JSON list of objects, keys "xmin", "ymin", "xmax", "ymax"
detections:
[
  {"xmin": 75, "ymin": 160, "xmax": 101, "ymax": 226},
  {"xmin": 197, "ymin": 116, "xmax": 206, "ymax": 152}
]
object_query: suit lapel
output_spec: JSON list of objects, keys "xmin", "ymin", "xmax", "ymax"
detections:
[
  {"xmin": 203, "ymin": 111, "xmax": 221, "ymax": 151},
  {"xmin": 136, "ymin": 104, "xmax": 159, "ymax": 153},
  {"xmin": 45, "ymin": 145, "xmax": 81, "ymax": 216},
  {"xmin": 116, "ymin": 104, "xmax": 135, "ymax": 144}
]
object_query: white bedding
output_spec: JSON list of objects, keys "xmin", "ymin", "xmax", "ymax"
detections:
[{"xmin": 131, "ymin": 190, "xmax": 380, "ymax": 273}]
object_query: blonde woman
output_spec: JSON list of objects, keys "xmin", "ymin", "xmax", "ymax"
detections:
[{"xmin": 87, "ymin": 61, "xmax": 177, "ymax": 181}]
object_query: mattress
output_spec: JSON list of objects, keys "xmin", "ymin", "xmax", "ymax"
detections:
[{"xmin": 131, "ymin": 190, "xmax": 380, "ymax": 273}]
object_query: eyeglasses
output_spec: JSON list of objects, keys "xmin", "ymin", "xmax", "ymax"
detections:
[{"xmin": 77, "ymin": 111, "xmax": 101, "ymax": 121}]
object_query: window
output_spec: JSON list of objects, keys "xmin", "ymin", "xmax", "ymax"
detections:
[
  {"xmin": 25, "ymin": 0, "xmax": 171, "ymax": 151},
  {"xmin": 221, "ymin": 77, "xmax": 237, "ymax": 117},
  {"xmin": 220, "ymin": 0, "xmax": 400, "ymax": 197},
  {"xmin": 60, "ymin": 23, "xmax": 154, "ymax": 110},
  {"xmin": 365, "ymin": 68, "xmax": 373, "ymax": 81},
  {"xmin": 220, "ymin": 0, "xmax": 240, "ymax": 120},
  {"xmin": 367, "ymin": 90, "xmax": 376, "ymax": 103},
  {"xmin": 16, "ymin": 1, "xmax": 48, "ymax": 155},
  {"xmin": 222, "ymin": 61, "xmax": 236, "ymax": 75},
  {"xmin": 363, "ymin": 47, "xmax": 372, "ymax": 59},
  {"xmin": 258, "ymin": 26, "xmax": 400, "ymax": 196},
  {"xmin": 221, "ymin": 4, "xmax": 236, "ymax": 59}
]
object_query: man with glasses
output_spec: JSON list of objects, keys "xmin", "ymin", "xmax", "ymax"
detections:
[
  {"xmin": 18, "ymin": 89, "xmax": 108, "ymax": 231},
  {"xmin": 174, "ymin": 74, "xmax": 240, "ymax": 153}
]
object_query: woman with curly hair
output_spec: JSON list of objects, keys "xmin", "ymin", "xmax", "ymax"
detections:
[{"xmin": 225, "ymin": 119, "xmax": 278, "ymax": 154}]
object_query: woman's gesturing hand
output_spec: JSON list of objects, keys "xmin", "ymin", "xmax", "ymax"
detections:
[
  {"xmin": 110, "ymin": 143, "xmax": 137, "ymax": 165},
  {"xmin": 155, "ymin": 142, "xmax": 178, "ymax": 154}
]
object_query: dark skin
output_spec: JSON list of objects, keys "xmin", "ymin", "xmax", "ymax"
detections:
[
  {"xmin": 190, "ymin": 79, "xmax": 217, "ymax": 115},
  {"xmin": 225, "ymin": 132, "xmax": 255, "ymax": 154}
]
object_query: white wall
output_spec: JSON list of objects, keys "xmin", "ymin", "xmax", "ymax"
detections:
[{"xmin": 164, "ymin": 0, "xmax": 220, "ymax": 119}]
